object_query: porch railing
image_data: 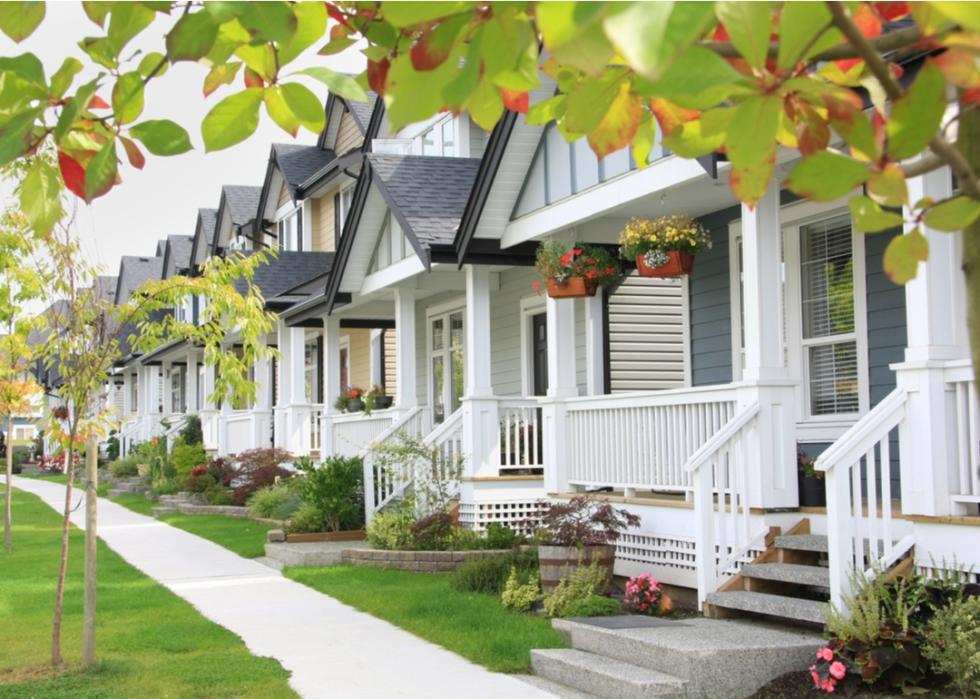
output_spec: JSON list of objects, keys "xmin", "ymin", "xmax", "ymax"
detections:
[
  {"xmin": 565, "ymin": 386, "xmax": 738, "ymax": 492},
  {"xmin": 225, "ymin": 410, "xmax": 252, "ymax": 455},
  {"xmin": 946, "ymin": 360, "xmax": 980, "ymax": 506},
  {"xmin": 687, "ymin": 401, "xmax": 766, "ymax": 606},
  {"xmin": 498, "ymin": 399, "xmax": 544, "ymax": 473},
  {"xmin": 310, "ymin": 404, "xmax": 323, "ymax": 453},
  {"xmin": 331, "ymin": 409, "xmax": 401, "ymax": 458},
  {"xmin": 119, "ymin": 417, "xmax": 140, "ymax": 456},
  {"xmin": 363, "ymin": 408, "xmax": 429, "ymax": 519},
  {"xmin": 817, "ymin": 388, "xmax": 915, "ymax": 608}
]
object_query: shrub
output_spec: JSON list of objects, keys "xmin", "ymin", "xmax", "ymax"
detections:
[
  {"xmin": 410, "ymin": 512, "xmax": 455, "ymax": 551},
  {"xmin": 185, "ymin": 465, "xmax": 216, "ymax": 493},
  {"xmin": 484, "ymin": 523, "xmax": 522, "ymax": 549},
  {"xmin": 450, "ymin": 550, "xmax": 538, "ymax": 595},
  {"xmin": 137, "ymin": 438, "xmax": 171, "ymax": 482},
  {"xmin": 178, "ymin": 414, "xmax": 203, "ymax": 446},
  {"xmin": 248, "ymin": 482, "xmax": 303, "ymax": 521},
  {"xmin": 229, "ymin": 448, "xmax": 294, "ymax": 506},
  {"xmin": 286, "ymin": 503, "xmax": 327, "ymax": 534},
  {"xmin": 205, "ymin": 486, "xmax": 233, "ymax": 506},
  {"xmin": 366, "ymin": 506, "xmax": 414, "ymax": 550},
  {"xmin": 923, "ymin": 595, "xmax": 980, "ymax": 697},
  {"xmin": 501, "ymin": 566, "xmax": 542, "ymax": 612},
  {"xmin": 108, "ymin": 455, "xmax": 139, "ymax": 477},
  {"xmin": 105, "ymin": 432, "xmax": 120, "ymax": 461},
  {"xmin": 562, "ymin": 594, "xmax": 621, "ymax": 618},
  {"xmin": 533, "ymin": 496, "xmax": 639, "ymax": 546},
  {"xmin": 151, "ymin": 479, "xmax": 180, "ymax": 496},
  {"xmin": 543, "ymin": 558, "xmax": 610, "ymax": 618},
  {"xmin": 293, "ymin": 456, "xmax": 364, "ymax": 532},
  {"xmin": 171, "ymin": 438, "xmax": 207, "ymax": 479}
]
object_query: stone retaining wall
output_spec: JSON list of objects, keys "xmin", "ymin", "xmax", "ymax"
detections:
[{"xmin": 341, "ymin": 548, "xmax": 513, "ymax": 573}]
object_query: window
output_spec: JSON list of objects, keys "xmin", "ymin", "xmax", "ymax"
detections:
[
  {"xmin": 800, "ymin": 215, "xmax": 859, "ymax": 416},
  {"xmin": 368, "ymin": 211, "xmax": 409, "ymax": 273},
  {"xmin": 440, "ymin": 119, "xmax": 455, "ymax": 156},
  {"xmin": 278, "ymin": 207, "xmax": 302, "ymax": 251},
  {"xmin": 428, "ymin": 308, "xmax": 464, "ymax": 424},
  {"xmin": 417, "ymin": 117, "xmax": 456, "ymax": 157},
  {"xmin": 170, "ymin": 367, "xmax": 185, "ymax": 413},
  {"xmin": 337, "ymin": 185, "xmax": 354, "ymax": 235},
  {"xmin": 304, "ymin": 340, "xmax": 319, "ymax": 403}
]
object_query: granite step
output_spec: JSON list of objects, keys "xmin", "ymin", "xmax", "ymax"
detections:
[
  {"xmin": 741, "ymin": 562, "xmax": 830, "ymax": 588},
  {"xmin": 531, "ymin": 648, "xmax": 687, "ymax": 699},
  {"xmin": 253, "ymin": 556, "xmax": 285, "ymax": 571},
  {"xmin": 150, "ymin": 506, "xmax": 177, "ymax": 518},
  {"xmin": 263, "ymin": 541, "xmax": 347, "ymax": 567},
  {"xmin": 774, "ymin": 534, "xmax": 828, "ymax": 553},
  {"xmin": 706, "ymin": 590, "xmax": 828, "ymax": 624},
  {"xmin": 550, "ymin": 617, "xmax": 822, "ymax": 697},
  {"xmin": 515, "ymin": 674, "xmax": 600, "ymax": 699},
  {"xmin": 107, "ymin": 487, "xmax": 146, "ymax": 498}
]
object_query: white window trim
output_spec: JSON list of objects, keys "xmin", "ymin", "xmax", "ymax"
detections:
[
  {"xmin": 519, "ymin": 295, "xmax": 546, "ymax": 397},
  {"xmin": 728, "ymin": 197, "xmax": 870, "ymax": 434},
  {"xmin": 425, "ymin": 296, "xmax": 466, "ymax": 420},
  {"xmin": 275, "ymin": 201, "xmax": 302, "ymax": 252},
  {"xmin": 339, "ymin": 335, "xmax": 351, "ymax": 390}
]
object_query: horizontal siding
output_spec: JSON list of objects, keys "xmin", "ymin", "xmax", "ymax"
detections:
[
  {"xmin": 864, "ymin": 227, "xmax": 906, "ymax": 407},
  {"xmin": 277, "ymin": 180, "xmax": 291, "ymax": 208},
  {"xmin": 336, "ymin": 110, "xmax": 363, "ymax": 154},
  {"xmin": 345, "ymin": 328, "xmax": 372, "ymax": 390},
  {"xmin": 383, "ymin": 328, "xmax": 397, "ymax": 398},
  {"xmin": 312, "ymin": 195, "xmax": 335, "ymax": 252}
]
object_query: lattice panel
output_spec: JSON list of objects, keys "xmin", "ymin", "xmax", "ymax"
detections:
[{"xmin": 458, "ymin": 500, "xmax": 541, "ymax": 534}]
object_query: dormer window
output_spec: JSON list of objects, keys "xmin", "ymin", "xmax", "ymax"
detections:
[
  {"xmin": 420, "ymin": 117, "xmax": 455, "ymax": 157},
  {"xmin": 278, "ymin": 206, "xmax": 303, "ymax": 252}
]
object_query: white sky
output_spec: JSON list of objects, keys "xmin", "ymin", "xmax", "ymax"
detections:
[{"xmin": 0, "ymin": 3, "xmax": 364, "ymax": 276}]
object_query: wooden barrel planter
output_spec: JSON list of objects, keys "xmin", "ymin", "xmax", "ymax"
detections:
[{"xmin": 538, "ymin": 544, "xmax": 615, "ymax": 592}]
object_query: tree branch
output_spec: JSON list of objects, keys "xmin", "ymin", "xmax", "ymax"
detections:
[{"xmin": 700, "ymin": 24, "xmax": 922, "ymax": 62}]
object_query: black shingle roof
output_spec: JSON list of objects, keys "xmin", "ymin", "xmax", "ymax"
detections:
[
  {"xmin": 272, "ymin": 144, "xmax": 336, "ymax": 192},
  {"xmin": 223, "ymin": 185, "xmax": 262, "ymax": 227},
  {"xmin": 368, "ymin": 154, "xmax": 482, "ymax": 250},
  {"xmin": 164, "ymin": 234, "xmax": 194, "ymax": 276},
  {"xmin": 199, "ymin": 208, "xmax": 218, "ymax": 246},
  {"xmin": 233, "ymin": 250, "xmax": 335, "ymax": 302},
  {"xmin": 115, "ymin": 255, "xmax": 164, "ymax": 305},
  {"xmin": 346, "ymin": 92, "xmax": 377, "ymax": 134}
]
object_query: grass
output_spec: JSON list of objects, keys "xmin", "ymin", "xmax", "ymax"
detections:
[
  {"xmin": 286, "ymin": 565, "xmax": 567, "ymax": 672},
  {"xmin": 0, "ymin": 484, "xmax": 296, "ymax": 698},
  {"xmin": 18, "ymin": 473, "xmax": 110, "ymax": 497}
]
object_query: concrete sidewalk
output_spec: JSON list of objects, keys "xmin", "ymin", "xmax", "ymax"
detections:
[{"xmin": 8, "ymin": 476, "xmax": 553, "ymax": 699}]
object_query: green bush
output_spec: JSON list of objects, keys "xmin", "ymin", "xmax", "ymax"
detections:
[
  {"xmin": 450, "ymin": 549, "xmax": 538, "ymax": 595},
  {"xmin": 108, "ymin": 455, "xmax": 139, "ymax": 477},
  {"xmin": 410, "ymin": 512, "xmax": 455, "ymax": 550},
  {"xmin": 501, "ymin": 566, "xmax": 542, "ymax": 612},
  {"xmin": 485, "ymin": 523, "xmax": 521, "ymax": 549},
  {"xmin": 293, "ymin": 456, "xmax": 364, "ymax": 532},
  {"xmin": 562, "ymin": 594, "xmax": 621, "ymax": 618},
  {"xmin": 366, "ymin": 506, "xmax": 415, "ymax": 550},
  {"xmin": 178, "ymin": 414, "xmax": 203, "ymax": 446},
  {"xmin": 171, "ymin": 438, "xmax": 207, "ymax": 479},
  {"xmin": 105, "ymin": 432, "xmax": 120, "ymax": 461},
  {"xmin": 923, "ymin": 595, "xmax": 980, "ymax": 697},
  {"xmin": 544, "ymin": 558, "xmax": 609, "ymax": 618},
  {"xmin": 248, "ymin": 482, "xmax": 303, "ymax": 521},
  {"xmin": 150, "ymin": 479, "xmax": 180, "ymax": 496},
  {"xmin": 286, "ymin": 503, "xmax": 327, "ymax": 534},
  {"xmin": 205, "ymin": 486, "xmax": 233, "ymax": 506}
]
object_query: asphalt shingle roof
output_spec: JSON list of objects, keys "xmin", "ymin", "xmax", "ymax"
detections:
[
  {"xmin": 272, "ymin": 144, "xmax": 336, "ymax": 191},
  {"xmin": 346, "ymin": 92, "xmax": 377, "ymax": 134},
  {"xmin": 165, "ymin": 234, "xmax": 194, "ymax": 274},
  {"xmin": 233, "ymin": 250, "xmax": 335, "ymax": 301},
  {"xmin": 115, "ymin": 255, "xmax": 164, "ymax": 305},
  {"xmin": 198, "ymin": 208, "xmax": 218, "ymax": 248},
  {"xmin": 222, "ymin": 185, "xmax": 262, "ymax": 227},
  {"xmin": 368, "ymin": 154, "xmax": 482, "ymax": 249}
]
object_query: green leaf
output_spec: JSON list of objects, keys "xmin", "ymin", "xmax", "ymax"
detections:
[
  {"xmin": 20, "ymin": 157, "xmax": 63, "ymax": 235},
  {"xmin": 77, "ymin": 36, "xmax": 117, "ymax": 70},
  {"xmin": 587, "ymin": 80, "xmax": 643, "ymax": 159},
  {"xmin": 604, "ymin": 1, "xmax": 715, "ymax": 80},
  {"xmin": 931, "ymin": 2, "xmax": 980, "ymax": 32},
  {"xmin": 82, "ymin": 1, "xmax": 110, "ymax": 28},
  {"xmin": 715, "ymin": 1, "xmax": 772, "ymax": 70},
  {"xmin": 536, "ymin": 2, "xmax": 606, "ymax": 49},
  {"xmin": 278, "ymin": 0, "xmax": 325, "ymax": 65},
  {"xmin": 526, "ymin": 94, "xmax": 566, "ymax": 126},
  {"xmin": 201, "ymin": 88, "xmax": 263, "ymax": 152},
  {"xmin": 263, "ymin": 86, "xmax": 300, "ymax": 137},
  {"xmin": 482, "ymin": 10, "xmax": 539, "ymax": 91},
  {"xmin": 296, "ymin": 67, "xmax": 368, "ymax": 102},
  {"xmin": 279, "ymin": 82, "xmax": 325, "ymax": 134},
  {"xmin": 866, "ymin": 164, "xmax": 907, "ymax": 208},
  {"xmin": 631, "ymin": 111, "xmax": 656, "ymax": 168},
  {"xmin": 785, "ymin": 151, "xmax": 870, "ymax": 201},
  {"xmin": 923, "ymin": 195, "xmax": 980, "ymax": 232},
  {"xmin": 318, "ymin": 35, "xmax": 356, "ymax": 56},
  {"xmin": 0, "ymin": 1, "xmax": 44, "ymax": 42},
  {"xmin": 887, "ymin": 61, "xmax": 946, "ymax": 160},
  {"xmin": 380, "ymin": 1, "xmax": 471, "ymax": 28},
  {"xmin": 726, "ymin": 95, "xmax": 780, "ymax": 204},
  {"xmin": 467, "ymin": 77, "xmax": 504, "ymax": 132},
  {"xmin": 849, "ymin": 196, "xmax": 903, "ymax": 233},
  {"xmin": 50, "ymin": 57, "xmax": 83, "ymax": 99},
  {"xmin": 138, "ymin": 52, "xmax": 168, "ymax": 79},
  {"xmin": 384, "ymin": 49, "xmax": 463, "ymax": 130},
  {"xmin": 884, "ymin": 228, "xmax": 928, "ymax": 284},
  {"xmin": 166, "ymin": 10, "xmax": 219, "ymax": 62},
  {"xmin": 443, "ymin": 26, "xmax": 482, "ymax": 112},
  {"xmin": 0, "ymin": 52, "xmax": 45, "ymax": 85},
  {"xmin": 129, "ymin": 119, "xmax": 193, "ymax": 156},
  {"xmin": 777, "ymin": 3, "xmax": 841, "ymax": 70},
  {"xmin": 237, "ymin": 2, "xmax": 296, "ymax": 43},
  {"xmin": 0, "ymin": 107, "xmax": 42, "ymax": 166},
  {"xmin": 203, "ymin": 61, "xmax": 242, "ymax": 97},
  {"xmin": 411, "ymin": 13, "xmax": 470, "ymax": 71},
  {"xmin": 84, "ymin": 139, "xmax": 118, "ymax": 201},
  {"xmin": 112, "ymin": 71, "xmax": 144, "ymax": 125},
  {"xmin": 638, "ymin": 45, "xmax": 744, "ymax": 110},
  {"xmin": 663, "ymin": 106, "xmax": 734, "ymax": 157},
  {"xmin": 235, "ymin": 43, "xmax": 277, "ymax": 82},
  {"xmin": 564, "ymin": 71, "xmax": 627, "ymax": 135},
  {"xmin": 54, "ymin": 79, "xmax": 97, "ymax": 142},
  {"xmin": 107, "ymin": 3, "xmax": 155, "ymax": 55}
]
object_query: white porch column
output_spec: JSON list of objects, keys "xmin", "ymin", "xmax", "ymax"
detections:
[
  {"xmin": 185, "ymin": 350, "xmax": 199, "ymax": 417},
  {"xmin": 161, "ymin": 361, "xmax": 173, "ymax": 419},
  {"xmin": 462, "ymin": 265, "xmax": 498, "ymax": 477},
  {"xmin": 894, "ymin": 166, "xmax": 968, "ymax": 516},
  {"xmin": 144, "ymin": 365, "xmax": 162, "ymax": 440},
  {"xmin": 584, "ymin": 293, "xmax": 605, "ymax": 395},
  {"xmin": 543, "ymin": 293, "xmax": 577, "ymax": 494},
  {"xmin": 287, "ymin": 327, "xmax": 310, "ymax": 454},
  {"xmin": 738, "ymin": 179, "xmax": 797, "ymax": 509},
  {"xmin": 394, "ymin": 284, "xmax": 417, "ymax": 409},
  {"xmin": 321, "ymin": 314, "xmax": 342, "ymax": 456},
  {"xmin": 274, "ymin": 320, "xmax": 291, "ymax": 449},
  {"xmin": 251, "ymin": 341, "xmax": 273, "ymax": 450},
  {"xmin": 121, "ymin": 373, "xmax": 132, "ymax": 415},
  {"xmin": 200, "ymin": 363, "xmax": 218, "ymax": 451}
]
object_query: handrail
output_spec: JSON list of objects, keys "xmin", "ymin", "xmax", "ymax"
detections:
[
  {"xmin": 564, "ymin": 384, "xmax": 740, "ymax": 409},
  {"xmin": 816, "ymin": 388, "xmax": 907, "ymax": 473},
  {"xmin": 357, "ymin": 407, "xmax": 425, "ymax": 458},
  {"xmin": 423, "ymin": 407, "xmax": 463, "ymax": 446},
  {"xmin": 684, "ymin": 402, "xmax": 760, "ymax": 473}
]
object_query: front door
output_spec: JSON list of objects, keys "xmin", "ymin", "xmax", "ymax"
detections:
[{"xmin": 531, "ymin": 313, "xmax": 548, "ymax": 396}]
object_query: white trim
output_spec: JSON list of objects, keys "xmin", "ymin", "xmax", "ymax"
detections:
[
  {"xmin": 680, "ymin": 275, "xmax": 693, "ymax": 387},
  {"xmin": 301, "ymin": 199, "xmax": 313, "ymax": 251},
  {"xmin": 425, "ymin": 298, "xmax": 466, "ymax": 422},
  {"xmin": 360, "ymin": 254, "xmax": 425, "ymax": 295},
  {"xmin": 519, "ymin": 295, "xmax": 547, "ymax": 396},
  {"xmin": 339, "ymin": 334, "xmax": 351, "ymax": 389},
  {"xmin": 275, "ymin": 201, "xmax": 303, "ymax": 252}
]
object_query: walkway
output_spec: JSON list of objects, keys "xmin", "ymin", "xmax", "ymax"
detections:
[{"xmin": 9, "ymin": 476, "xmax": 554, "ymax": 699}]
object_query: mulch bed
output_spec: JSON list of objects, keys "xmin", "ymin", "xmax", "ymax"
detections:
[{"xmin": 747, "ymin": 671, "xmax": 959, "ymax": 698}]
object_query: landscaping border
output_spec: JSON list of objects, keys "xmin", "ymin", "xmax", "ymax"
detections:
[{"xmin": 341, "ymin": 548, "xmax": 513, "ymax": 573}]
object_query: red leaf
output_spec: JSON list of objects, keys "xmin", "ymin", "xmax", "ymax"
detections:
[
  {"xmin": 500, "ymin": 89, "xmax": 529, "ymax": 114},
  {"xmin": 58, "ymin": 151, "xmax": 87, "ymax": 199},
  {"xmin": 794, "ymin": 103, "xmax": 830, "ymax": 156},
  {"xmin": 712, "ymin": 24, "xmax": 729, "ymax": 41},
  {"xmin": 368, "ymin": 58, "xmax": 389, "ymax": 96},
  {"xmin": 964, "ymin": 87, "xmax": 980, "ymax": 104},
  {"xmin": 120, "ymin": 136, "xmax": 145, "ymax": 170},
  {"xmin": 329, "ymin": 23, "xmax": 349, "ymax": 40},
  {"xmin": 326, "ymin": 2, "xmax": 354, "ymax": 31},
  {"xmin": 871, "ymin": 110, "xmax": 886, "ymax": 154},
  {"xmin": 88, "ymin": 95, "xmax": 110, "ymax": 109},
  {"xmin": 649, "ymin": 98, "xmax": 700, "ymax": 137},
  {"xmin": 873, "ymin": 2, "xmax": 910, "ymax": 21},
  {"xmin": 244, "ymin": 68, "xmax": 265, "ymax": 89},
  {"xmin": 835, "ymin": 5, "xmax": 881, "ymax": 72}
]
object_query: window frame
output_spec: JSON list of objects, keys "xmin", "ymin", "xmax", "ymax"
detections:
[
  {"xmin": 425, "ymin": 297, "xmax": 466, "ymax": 424},
  {"xmin": 276, "ymin": 202, "xmax": 303, "ymax": 252}
]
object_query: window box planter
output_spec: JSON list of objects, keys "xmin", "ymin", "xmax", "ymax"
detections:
[
  {"xmin": 636, "ymin": 250, "xmax": 695, "ymax": 278},
  {"xmin": 546, "ymin": 278, "xmax": 597, "ymax": 299},
  {"xmin": 346, "ymin": 398, "xmax": 365, "ymax": 412},
  {"xmin": 373, "ymin": 395, "xmax": 393, "ymax": 410}
]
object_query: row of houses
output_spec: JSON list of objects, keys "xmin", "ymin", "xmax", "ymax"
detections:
[{"xmin": 101, "ymin": 80, "xmax": 977, "ymax": 618}]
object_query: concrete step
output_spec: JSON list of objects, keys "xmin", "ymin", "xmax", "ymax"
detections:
[
  {"xmin": 151, "ymin": 506, "xmax": 177, "ymax": 518},
  {"xmin": 551, "ymin": 617, "xmax": 822, "ymax": 697},
  {"xmin": 107, "ymin": 487, "xmax": 146, "ymax": 498},
  {"xmin": 741, "ymin": 562, "xmax": 830, "ymax": 589},
  {"xmin": 706, "ymin": 590, "xmax": 828, "ymax": 625},
  {"xmin": 263, "ymin": 541, "xmax": 346, "ymax": 568},
  {"xmin": 774, "ymin": 534, "xmax": 828, "ymax": 553},
  {"xmin": 531, "ymin": 649, "xmax": 686, "ymax": 699},
  {"xmin": 516, "ymin": 673, "xmax": 600, "ymax": 698},
  {"xmin": 253, "ymin": 556, "xmax": 285, "ymax": 571}
]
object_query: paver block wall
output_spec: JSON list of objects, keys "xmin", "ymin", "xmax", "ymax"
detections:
[{"xmin": 341, "ymin": 548, "xmax": 513, "ymax": 573}]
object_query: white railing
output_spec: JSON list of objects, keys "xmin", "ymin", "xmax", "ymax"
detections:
[
  {"xmin": 946, "ymin": 361, "xmax": 979, "ymax": 505},
  {"xmin": 418, "ymin": 407, "xmax": 464, "ymax": 510},
  {"xmin": 565, "ymin": 386, "xmax": 738, "ymax": 492},
  {"xmin": 817, "ymin": 388, "xmax": 915, "ymax": 608},
  {"xmin": 362, "ymin": 407, "xmax": 429, "ymax": 519},
  {"xmin": 332, "ymin": 409, "xmax": 401, "ymax": 458},
  {"xmin": 687, "ymin": 402, "xmax": 764, "ymax": 606},
  {"xmin": 310, "ymin": 404, "xmax": 323, "ymax": 453},
  {"xmin": 120, "ymin": 417, "xmax": 141, "ymax": 456},
  {"xmin": 498, "ymin": 399, "xmax": 544, "ymax": 472},
  {"xmin": 225, "ymin": 410, "xmax": 253, "ymax": 455}
]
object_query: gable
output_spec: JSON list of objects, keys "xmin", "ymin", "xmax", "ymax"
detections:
[
  {"xmin": 336, "ymin": 109, "xmax": 363, "ymax": 154},
  {"xmin": 277, "ymin": 179, "xmax": 291, "ymax": 209}
]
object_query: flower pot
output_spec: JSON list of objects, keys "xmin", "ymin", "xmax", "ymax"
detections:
[
  {"xmin": 538, "ymin": 544, "xmax": 615, "ymax": 592},
  {"xmin": 346, "ymin": 398, "xmax": 365, "ymax": 412},
  {"xmin": 546, "ymin": 278, "xmax": 597, "ymax": 299},
  {"xmin": 374, "ymin": 396, "xmax": 393, "ymax": 410},
  {"xmin": 798, "ymin": 473, "xmax": 826, "ymax": 507},
  {"xmin": 636, "ymin": 251, "xmax": 695, "ymax": 278}
]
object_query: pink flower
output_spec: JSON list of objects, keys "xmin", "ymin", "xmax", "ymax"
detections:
[
  {"xmin": 810, "ymin": 670, "xmax": 821, "ymax": 687},
  {"xmin": 817, "ymin": 647, "xmax": 834, "ymax": 662},
  {"xmin": 821, "ymin": 678, "xmax": 836, "ymax": 693},
  {"xmin": 829, "ymin": 662, "xmax": 846, "ymax": 680}
]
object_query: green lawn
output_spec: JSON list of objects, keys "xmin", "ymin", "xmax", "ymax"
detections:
[
  {"xmin": 19, "ymin": 473, "xmax": 110, "ymax": 497},
  {"xmin": 286, "ymin": 565, "xmax": 567, "ymax": 672},
  {"xmin": 109, "ymin": 494, "xmax": 273, "ymax": 558},
  {"xmin": 0, "ymin": 485, "xmax": 296, "ymax": 698}
]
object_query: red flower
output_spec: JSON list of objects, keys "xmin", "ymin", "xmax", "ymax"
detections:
[
  {"xmin": 532, "ymin": 280, "xmax": 540, "ymax": 290},
  {"xmin": 585, "ymin": 270, "xmax": 598, "ymax": 280},
  {"xmin": 605, "ymin": 266, "xmax": 615, "ymax": 275},
  {"xmin": 560, "ymin": 252, "xmax": 573, "ymax": 266},
  {"xmin": 572, "ymin": 248, "xmax": 583, "ymax": 255},
  {"xmin": 349, "ymin": 388, "xmax": 361, "ymax": 398}
]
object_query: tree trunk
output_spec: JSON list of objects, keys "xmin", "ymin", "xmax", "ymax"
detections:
[
  {"xmin": 4, "ymin": 415, "xmax": 12, "ymax": 552},
  {"xmin": 958, "ymin": 97, "xmax": 980, "ymax": 399},
  {"xmin": 51, "ymin": 442, "xmax": 75, "ymax": 667},
  {"xmin": 82, "ymin": 433, "xmax": 97, "ymax": 668}
]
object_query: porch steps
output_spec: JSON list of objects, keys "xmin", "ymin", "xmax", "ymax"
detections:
[
  {"xmin": 530, "ymin": 616, "xmax": 822, "ymax": 698},
  {"xmin": 704, "ymin": 590, "xmax": 828, "ymax": 624},
  {"xmin": 773, "ymin": 534, "xmax": 828, "ymax": 552},
  {"xmin": 741, "ymin": 562, "xmax": 829, "ymax": 588}
]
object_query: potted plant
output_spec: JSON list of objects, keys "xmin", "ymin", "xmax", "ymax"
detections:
[
  {"xmin": 533, "ymin": 495, "xmax": 640, "ymax": 592},
  {"xmin": 798, "ymin": 447, "xmax": 826, "ymax": 507},
  {"xmin": 344, "ymin": 387, "xmax": 365, "ymax": 412},
  {"xmin": 534, "ymin": 240, "xmax": 620, "ymax": 298},
  {"xmin": 619, "ymin": 215, "xmax": 712, "ymax": 277},
  {"xmin": 370, "ymin": 385, "xmax": 392, "ymax": 410}
]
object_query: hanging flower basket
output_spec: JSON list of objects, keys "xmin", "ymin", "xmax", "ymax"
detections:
[
  {"xmin": 546, "ymin": 277, "xmax": 597, "ymax": 298},
  {"xmin": 619, "ymin": 215, "xmax": 711, "ymax": 278},
  {"xmin": 636, "ymin": 250, "xmax": 695, "ymax": 278},
  {"xmin": 534, "ymin": 241, "xmax": 620, "ymax": 299}
]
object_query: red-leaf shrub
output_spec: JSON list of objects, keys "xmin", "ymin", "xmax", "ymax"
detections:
[
  {"xmin": 531, "ymin": 496, "xmax": 640, "ymax": 546},
  {"xmin": 228, "ymin": 448, "xmax": 295, "ymax": 506},
  {"xmin": 410, "ymin": 512, "xmax": 455, "ymax": 551}
]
